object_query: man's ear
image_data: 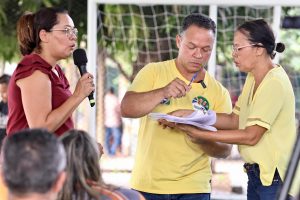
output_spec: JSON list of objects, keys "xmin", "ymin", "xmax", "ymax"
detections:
[
  {"xmin": 176, "ymin": 34, "xmax": 182, "ymax": 49},
  {"xmin": 51, "ymin": 171, "xmax": 66, "ymax": 193}
]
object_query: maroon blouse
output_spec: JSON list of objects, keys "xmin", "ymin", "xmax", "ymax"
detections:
[{"xmin": 7, "ymin": 54, "xmax": 74, "ymax": 136}]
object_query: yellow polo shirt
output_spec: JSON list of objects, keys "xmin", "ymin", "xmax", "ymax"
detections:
[
  {"xmin": 233, "ymin": 65, "xmax": 297, "ymax": 187},
  {"xmin": 128, "ymin": 59, "xmax": 232, "ymax": 194}
]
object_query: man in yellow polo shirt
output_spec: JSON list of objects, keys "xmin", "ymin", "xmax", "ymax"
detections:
[{"xmin": 121, "ymin": 13, "xmax": 232, "ymax": 199}]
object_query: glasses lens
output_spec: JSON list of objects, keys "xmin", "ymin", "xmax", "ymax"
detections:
[
  {"xmin": 65, "ymin": 28, "xmax": 78, "ymax": 37},
  {"xmin": 72, "ymin": 28, "xmax": 78, "ymax": 36}
]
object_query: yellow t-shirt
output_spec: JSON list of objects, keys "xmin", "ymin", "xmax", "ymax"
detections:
[
  {"xmin": 128, "ymin": 59, "xmax": 232, "ymax": 194},
  {"xmin": 233, "ymin": 65, "xmax": 297, "ymax": 187}
]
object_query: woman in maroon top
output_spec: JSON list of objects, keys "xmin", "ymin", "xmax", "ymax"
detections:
[{"xmin": 7, "ymin": 7, "xmax": 94, "ymax": 136}]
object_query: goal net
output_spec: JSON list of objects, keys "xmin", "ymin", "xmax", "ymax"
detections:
[{"xmin": 97, "ymin": 4, "xmax": 300, "ymax": 156}]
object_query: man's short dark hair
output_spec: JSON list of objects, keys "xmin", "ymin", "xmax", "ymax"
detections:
[
  {"xmin": 2, "ymin": 129, "xmax": 66, "ymax": 195},
  {"xmin": 0, "ymin": 74, "xmax": 11, "ymax": 85},
  {"xmin": 181, "ymin": 13, "xmax": 216, "ymax": 35}
]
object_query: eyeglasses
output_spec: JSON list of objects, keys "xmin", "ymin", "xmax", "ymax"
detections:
[
  {"xmin": 50, "ymin": 27, "xmax": 78, "ymax": 38},
  {"xmin": 232, "ymin": 43, "xmax": 262, "ymax": 53}
]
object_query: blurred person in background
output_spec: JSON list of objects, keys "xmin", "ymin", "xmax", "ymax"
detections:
[
  {"xmin": 104, "ymin": 87, "xmax": 123, "ymax": 156},
  {"xmin": 0, "ymin": 74, "xmax": 10, "ymax": 138},
  {"xmin": 1, "ymin": 128, "xmax": 66, "ymax": 200},
  {"xmin": 7, "ymin": 7, "xmax": 94, "ymax": 136},
  {"xmin": 59, "ymin": 129, "xmax": 145, "ymax": 200}
]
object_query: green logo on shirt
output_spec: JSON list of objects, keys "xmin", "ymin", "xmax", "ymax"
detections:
[{"xmin": 192, "ymin": 96, "xmax": 209, "ymax": 111}]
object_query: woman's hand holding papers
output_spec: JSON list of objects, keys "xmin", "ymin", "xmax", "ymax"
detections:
[
  {"xmin": 152, "ymin": 109, "xmax": 216, "ymax": 132},
  {"xmin": 168, "ymin": 109, "xmax": 194, "ymax": 117}
]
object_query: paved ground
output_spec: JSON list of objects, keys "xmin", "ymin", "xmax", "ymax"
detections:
[{"xmin": 101, "ymin": 156, "xmax": 247, "ymax": 200}]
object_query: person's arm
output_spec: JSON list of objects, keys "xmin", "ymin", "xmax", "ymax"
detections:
[
  {"xmin": 177, "ymin": 123, "xmax": 266, "ymax": 146},
  {"xmin": 158, "ymin": 119, "xmax": 232, "ymax": 158},
  {"xmin": 214, "ymin": 112, "xmax": 239, "ymax": 130},
  {"xmin": 17, "ymin": 70, "xmax": 94, "ymax": 132},
  {"xmin": 121, "ymin": 89, "xmax": 165, "ymax": 118},
  {"xmin": 166, "ymin": 109, "xmax": 239, "ymax": 130},
  {"xmin": 158, "ymin": 91, "xmax": 237, "ymax": 157},
  {"xmin": 192, "ymin": 139, "xmax": 232, "ymax": 158},
  {"xmin": 183, "ymin": 112, "xmax": 240, "ymax": 158},
  {"xmin": 121, "ymin": 78, "xmax": 190, "ymax": 118}
]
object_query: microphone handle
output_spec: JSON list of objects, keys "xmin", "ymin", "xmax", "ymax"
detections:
[
  {"xmin": 78, "ymin": 65, "xmax": 88, "ymax": 76},
  {"xmin": 78, "ymin": 64, "xmax": 95, "ymax": 107},
  {"xmin": 88, "ymin": 93, "xmax": 95, "ymax": 107}
]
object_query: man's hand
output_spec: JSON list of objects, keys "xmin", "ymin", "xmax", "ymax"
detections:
[{"xmin": 163, "ymin": 78, "xmax": 191, "ymax": 99}]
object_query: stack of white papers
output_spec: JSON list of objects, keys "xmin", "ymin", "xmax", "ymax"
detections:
[{"xmin": 149, "ymin": 110, "xmax": 217, "ymax": 131}]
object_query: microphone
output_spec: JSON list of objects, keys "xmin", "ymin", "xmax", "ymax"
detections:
[{"xmin": 73, "ymin": 48, "xmax": 95, "ymax": 107}]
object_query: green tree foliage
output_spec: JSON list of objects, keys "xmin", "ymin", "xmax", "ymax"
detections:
[{"xmin": 1, "ymin": 3, "xmax": 299, "ymax": 82}]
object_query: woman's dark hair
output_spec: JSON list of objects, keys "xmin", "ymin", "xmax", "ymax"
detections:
[
  {"xmin": 237, "ymin": 19, "xmax": 285, "ymax": 59},
  {"xmin": 58, "ymin": 129, "xmax": 104, "ymax": 200},
  {"xmin": 17, "ymin": 7, "xmax": 68, "ymax": 56}
]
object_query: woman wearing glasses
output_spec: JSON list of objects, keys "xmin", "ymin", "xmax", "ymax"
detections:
[
  {"xmin": 7, "ymin": 7, "xmax": 94, "ymax": 136},
  {"xmin": 160, "ymin": 19, "xmax": 297, "ymax": 199}
]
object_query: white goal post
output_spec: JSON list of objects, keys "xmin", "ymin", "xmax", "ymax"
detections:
[{"xmin": 87, "ymin": 0, "xmax": 300, "ymax": 137}]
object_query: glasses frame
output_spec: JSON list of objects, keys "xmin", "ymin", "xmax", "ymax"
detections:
[
  {"xmin": 50, "ymin": 27, "xmax": 78, "ymax": 38},
  {"xmin": 232, "ymin": 43, "xmax": 262, "ymax": 53}
]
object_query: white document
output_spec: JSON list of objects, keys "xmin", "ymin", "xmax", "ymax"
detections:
[{"xmin": 149, "ymin": 110, "xmax": 217, "ymax": 132}]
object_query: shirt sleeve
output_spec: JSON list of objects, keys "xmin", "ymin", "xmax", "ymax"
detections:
[
  {"xmin": 128, "ymin": 63, "xmax": 157, "ymax": 92},
  {"xmin": 15, "ymin": 56, "xmax": 52, "ymax": 82},
  {"xmin": 246, "ymin": 79, "xmax": 285, "ymax": 130},
  {"xmin": 233, "ymin": 95, "xmax": 241, "ymax": 115}
]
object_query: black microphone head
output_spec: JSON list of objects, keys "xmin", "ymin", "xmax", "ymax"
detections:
[{"xmin": 73, "ymin": 48, "xmax": 87, "ymax": 66}]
